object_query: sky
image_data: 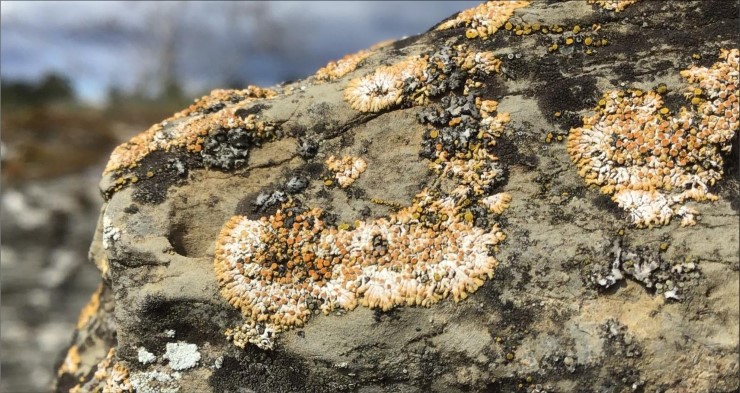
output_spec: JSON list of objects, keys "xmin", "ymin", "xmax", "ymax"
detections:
[{"xmin": 0, "ymin": 1, "xmax": 479, "ymax": 103}]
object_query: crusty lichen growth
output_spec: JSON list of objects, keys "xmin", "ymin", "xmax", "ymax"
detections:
[
  {"xmin": 568, "ymin": 49, "xmax": 738, "ymax": 228},
  {"xmin": 215, "ymin": 190, "xmax": 507, "ymax": 349},
  {"xmin": 75, "ymin": 283, "xmax": 103, "ymax": 330},
  {"xmin": 57, "ymin": 345, "xmax": 81, "ymax": 377},
  {"xmin": 315, "ymin": 49, "xmax": 374, "ymax": 82},
  {"xmin": 70, "ymin": 348, "xmax": 132, "ymax": 393},
  {"xmin": 343, "ymin": 56, "xmax": 429, "ymax": 112},
  {"xmin": 344, "ymin": 44, "xmax": 504, "ymax": 113},
  {"xmin": 214, "ymin": 3, "xmax": 521, "ymax": 349},
  {"xmin": 325, "ymin": 155, "xmax": 368, "ymax": 188},
  {"xmin": 435, "ymin": 0, "xmax": 529, "ymax": 39},
  {"xmin": 103, "ymin": 86, "xmax": 278, "ymax": 191},
  {"xmin": 587, "ymin": 0, "xmax": 640, "ymax": 12}
]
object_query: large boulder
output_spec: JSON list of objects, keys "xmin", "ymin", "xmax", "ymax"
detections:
[{"xmin": 55, "ymin": 1, "xmax": 738, "ymax": 392}]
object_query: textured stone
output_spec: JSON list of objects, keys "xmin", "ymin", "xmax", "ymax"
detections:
[{"xmin": 56, "ymin": 1, "xmax": 738, "ymax": 392}]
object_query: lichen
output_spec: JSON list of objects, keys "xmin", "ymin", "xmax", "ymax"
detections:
[
  {"xmin": 325, "ymin": 155, "xmax": 368, "ymax": 188},
  {"xmin": 567, "ymin": 49, "xmax": 738, "ymax": 227},
  {"xmin": 70, "ymin": 348, "xmax": 132, "ymax": 393},
  {"xmin": 343, "ymin": 56, "xmax": 429, "ymax": 112},
  {"xmin": 315, "ymin": 48, "xmax": 374, "ymax": 82},
  {"xmin": 163, "ymin": 342, "xmax": 200, "ymax": 371},
  {"xmin": 215, "ymin": 190, "xmax": 507, "ymax": 349},
  {"xmin": 435, "ymin": 1, "xmax": 530, "ymax": 39},
  {"xmin": 215, "ymin": 4, "xmax": 519, "ymax": 350},
  {"xmin": 344, "ymin": 44, "xmax": 504, "ymax": 113},
  {"xmin": 57, "ymin": 345, "xmax": 81, "ymax": 377},
  {"xmin": 75, "ymin": 283, "xmax": 103, "ymax": 330},
  {"xmin": 587, "ymin": 0, "xmax": 640, "ymax": 12},
  {"xmin": 137, "ymin": 347, "xmax": 157, "ymax": 365}
]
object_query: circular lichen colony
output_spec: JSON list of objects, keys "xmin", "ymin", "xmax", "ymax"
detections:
[
  {"xmin": 325, "ymin": 155, "xmax": 368, "ymax": 188},
  {"xmin": 567, "ymin": 49, "xmax": 739, "ymax": 228}
]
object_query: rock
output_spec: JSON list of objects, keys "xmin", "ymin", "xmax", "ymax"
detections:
[
  {"xmin": 55, "ymin": 1, "xmax": 739, "ymax": 392},
  {"xmin": 0, "ymin": 170, "xmax": 103, "ymax": 393}
]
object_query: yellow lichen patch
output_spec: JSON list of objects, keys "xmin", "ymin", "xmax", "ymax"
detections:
[
  {"xmin": 587, "ymin": 0, "xmax": 640, "ymax": 12},
  {"xmin": 461, "ymin": 51, "xmax": 502, "ymax": 74},
  {"xmin": 343, "ymin": 56, "xmax": 429, "ymax": 112},
  {"xmin": 71, "ymin": 348, "xmax": 132, "ymax": 393},
  {"xmin": 315, "ymin": 48, "xmax": 374, "ymax": 82},
  {"xmin": 103, "ymin": 86, "xmax": 278, "ymax": 175},
  {"xmin": 76, "ymin": 283, "xmax": 103, "ymax": 330},
  {"xmin": 57, "ymin": 345, "xmax": 81, "ymax": 376},
  {"xmin": 325, "ymin": 155, "xmax": 368, "ymax": 188},
  {"xmin": 436, "ymin": 1, "xmax": 530, "ymax": 39},
  {"xmin": 567, "ymin": 49, "xmax": 738, "ymax": 228},
  {"xmin": 215, "ymin": 189, "xmax": 507, "ymax": 349}
]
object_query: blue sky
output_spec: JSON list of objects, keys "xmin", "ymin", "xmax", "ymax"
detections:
[{"xmin": 1, "ymin": 1, "xmax": 478, "ymax": 103}]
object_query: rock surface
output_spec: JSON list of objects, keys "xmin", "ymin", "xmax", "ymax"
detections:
[{"xmin": 55, "ymin": 1, "xmax": 738, "ymax": 392}]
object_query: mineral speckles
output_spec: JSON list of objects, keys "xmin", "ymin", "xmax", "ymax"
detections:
[
  {"xmin": 567, "ymin": 49, "xmax": 739, "ymax": 228},
  {"xmin": 343, "ymin": 56, "xmax": 429, "ymax": 113},
  {"xmin": 435, "ymin": 1, "xmax": 530, "ymax": 40},
  {"xmin": 587, "ymin": 0, "xmax": 640, "ymax": 13},
  {"xmin": 215, "ymin": 191, "xmax": 507, "ymax": 349},
  {"xmin": 325, "ymin": 155, "xmax": 368, "ymax": 188},
  {"xmin": 163, "ymin": 342, "xmax": 201, "ymax": 371},
  {"xmin": 315, "ymin": 48, "xmax": 374, "ymax": 82}
]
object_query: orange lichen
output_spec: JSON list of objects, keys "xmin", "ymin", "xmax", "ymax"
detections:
[
  {"xmin": 215, "ymin": 190, "xmax": 507, "ymax": 349},
  {"xmin": 104, "ymin": 86, "xmax": 278, "ymax": 175},
  {"xmin": 315, "ymin": 49, "xmax": 374, "ymax": 81},
  {"xmin": 57, "ymin": 345, "xmax": 81, "ymax": 376},
  {"xmin": 76, "ymin": 283, "xmax": 103, "ymax": 329},
  {"xmin": 70, "ymin": 348, "xmax": 132, "ymax": 393},
  {"xmin": 325, "ymin": 155, "xmax": 368, "ymax": 187},
  {"xmin": 432, "ymin": 149, "xmax": 504, "ymax": 198},
  {"xmin": 587, "ymin": 0, "xmax": 640, "ymax": 12},
  {"xmin": 568, "ymin": 49, "xmax": 738, "ymax": 227},
  {"xmin": 217, "ymin": 78, "xmax": 514, "ymax": 348},
  {"xmin": 461, "ymin": 51, "xmax": 502, "ymax": 74},
  {"xmin": 343, "ymin": 56, "xmax": 429, "ymax": 112},
  {"xmin": 481, "ymin": 193, "xmax": 512, "ymax": 214},
  {"xmin": 436, "ymin": 1, "xmax": 530, "ymax": 39}
]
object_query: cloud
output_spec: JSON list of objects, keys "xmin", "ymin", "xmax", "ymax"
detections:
[{"xmin": 1, "ymin": 1, "xmax": 477, "ymax": 103}]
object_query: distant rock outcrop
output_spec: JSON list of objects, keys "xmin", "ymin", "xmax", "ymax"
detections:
[{"xmin": 55, "ymin": 1, "xmax": 739, "ymax": 392}]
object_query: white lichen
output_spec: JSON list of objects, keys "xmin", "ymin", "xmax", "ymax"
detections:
[
  {"xmin": 137, "ymin": 347, "xmax": 157, "ymax": 365},
  {"xmin": 163, "ymin": 342, "xmax": 200, "ymax": 371},
  {"xmin": 102, "ymin": 215, "xmax": 122, "ymax": 250}
]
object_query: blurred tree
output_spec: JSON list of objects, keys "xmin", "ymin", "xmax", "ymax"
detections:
[{"xmin": 1, "ymin": 72, "xmax": 76, "ymax": 108}]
